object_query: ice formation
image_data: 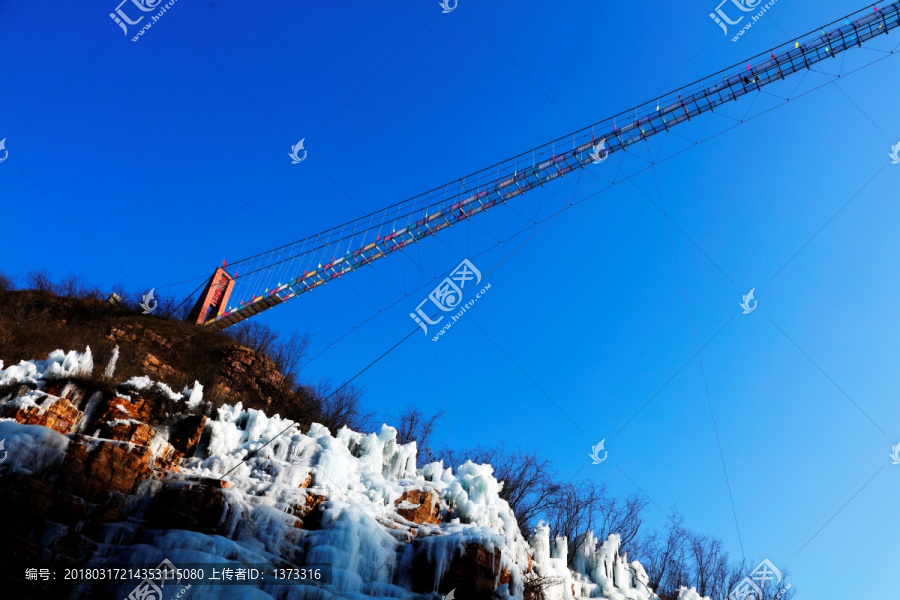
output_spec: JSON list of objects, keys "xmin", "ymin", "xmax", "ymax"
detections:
[
  {"xmin": 0, "ymin": 347, "xmax": 93, "ymax": 385},
  {"xmin": 103, "ymin": 345, "xmax": 119, "ymax": 379},
  {"xmin": 0, "ymin": 350, "xmax": 709, "ymax": 600}
]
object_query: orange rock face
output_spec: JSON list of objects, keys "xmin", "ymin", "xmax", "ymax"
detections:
[
  {"xmin": 96, "ymin": 394, "xmax": 156, "ymax": 424},
  {"xmin": 395, "ymin": 489, "xmax": 442, "ymax": 525},
  {"xmin": 59, "ymin": 435, "xmax": 157, "ymax": 502},
  {"xmin": 100, "ymin": 420, "xmax": 156, "ymax": 446},
  {"xmin": 290, "ymin": 491, "xmax": 327, "ymax": 530},
  {"xmin": 0, "ymin": 395, "xmax": 82, "ymax": 434}
]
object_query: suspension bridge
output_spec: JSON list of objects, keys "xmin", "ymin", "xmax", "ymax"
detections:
[{"xmin": 185, "ymin": 2, "xmax": 900, "ymax": 331}]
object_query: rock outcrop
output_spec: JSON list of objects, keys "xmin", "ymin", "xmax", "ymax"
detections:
[{"xmin": 0, "ymin": 349, "xmax": 689, "ymax": 600}]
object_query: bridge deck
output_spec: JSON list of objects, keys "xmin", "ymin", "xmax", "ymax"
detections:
[{"xmin": 203, "ymin": 2, "xmax": 900, "ymax": 330}]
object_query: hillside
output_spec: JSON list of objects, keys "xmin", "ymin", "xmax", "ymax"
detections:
[
  {"xmin": 0, "ymin": 288, "xmax": 716, "ymax": 600},
  {"xmin": 0, "ymin": 287, "xmax": 320, "ymax": 426}
]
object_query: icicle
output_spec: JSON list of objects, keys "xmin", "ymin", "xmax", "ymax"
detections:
[{"xmin": 103, "ymin": 346, "xmax": 119, "ymax": 379}]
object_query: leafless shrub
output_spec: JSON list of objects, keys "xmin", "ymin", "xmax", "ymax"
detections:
[
  {"xmin": 25, "ymin": 269, "xmax": 56, "ymax": 292},
  {"xmin": 226, "ymin": 322, "xmax": 310, "ymax": 387},
  {"xmin": 227, "ymin": 321, "xmax": 278, "ymax": 354},
  {"xmin": 523, "ymin": 574, "xmax": 565, "ymax": 600},
  {"xmin": 631, "ymin": 520, "xmax": 796, "ymax": 600},
  {"xmin": 297, "ymin": 380, "xmax": 373, "ymax": 433},
  {"xmin": 0, "ymin": 271, "xmax": 14, "ymax": 292},
  {"xmin": 23, "ymin": 271, "xmax": 101, "ymax": 299}
]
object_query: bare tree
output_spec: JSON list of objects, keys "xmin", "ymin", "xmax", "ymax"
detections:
[
  {"xmin": 226, "ymin": 322, "xmax": 311, "ymax": 387},
  {"xmin": 270, "ymin": 330, "xmax": 311, "ymax": 387},
  {"xmin": 540, "ymin": 481, "xmax": 648, "ymax": 565},
  {"xmin": 594, "ymin": 492, "xmax": 648, "ymax": 555},
  {"xmin": 228, "ymin": 321, "xmax": 280, "ymax": 355},
  {"xmin": 0, "ymin": 271, "xmax": 13, "ymax": 292},
  {"xmin": 687, "ymin": 533, "xmax": 730, "ymax": 598},
  {"xmin": 633, "ymin": 518, "xmax": 688, "ymax": 597},
  {"xmin": 298, "ymin": 381, "xmax": 373, "ymax": 433},
  {"xmin": 25, "ymin": 270, "xmax": 55, "ymax": 292},
  {"xmin": 545, "ymin": 480, "xmax": 600, "ymax": 563},
  {"xmin": 391, "ymin": 405, "xmax": 444, "ymax": 465},
  {"xmin": 523, "ymin": 574, "xmax": 566, "ymax": 600}
]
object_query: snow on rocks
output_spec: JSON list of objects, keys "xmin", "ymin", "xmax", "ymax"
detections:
[
  {"xmin": 0, "ymin": 353, "xmax": 680, "ymax": 600},
  {"xmin": 0, "ymin": 420, "xmax": 70, "ymax": 476},
  {"xmin": 0, "ymin": 347, "xmax": 94, "ymax": 386},
  {"xmin": 172, "ymin": 397, "xmax": 668, "ymax": 600},
  {"xmin": 120, "ymin": 375, "xmax": 183, "ymax": 401},
  {"xmin": 677, "ymin": 587, "xmax": 708, "ymax": 600}
]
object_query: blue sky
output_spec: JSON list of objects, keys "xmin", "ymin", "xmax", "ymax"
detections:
[{"xmin": 2, "ymin": 0, "xmax": 900, "ymax": 596}]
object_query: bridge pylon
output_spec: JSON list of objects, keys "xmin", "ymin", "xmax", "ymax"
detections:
[{"xmin": 187, "ymin": 266, "xmax": 235, "ymax": 326}]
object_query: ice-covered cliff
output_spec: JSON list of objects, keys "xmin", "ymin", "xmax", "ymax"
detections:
[{"xmin": 0, "ymin": 349, "xmax": 706, "ymax": 600}]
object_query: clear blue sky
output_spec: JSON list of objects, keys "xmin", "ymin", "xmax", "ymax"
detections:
[{"xmin": 2, "ymin": 0, "xmax": 899, "ymax": 596}]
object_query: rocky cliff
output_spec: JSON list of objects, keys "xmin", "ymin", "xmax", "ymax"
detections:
[{"xmin": 0, "ymin": 348, "xmax": 705, "ymax": 600}]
